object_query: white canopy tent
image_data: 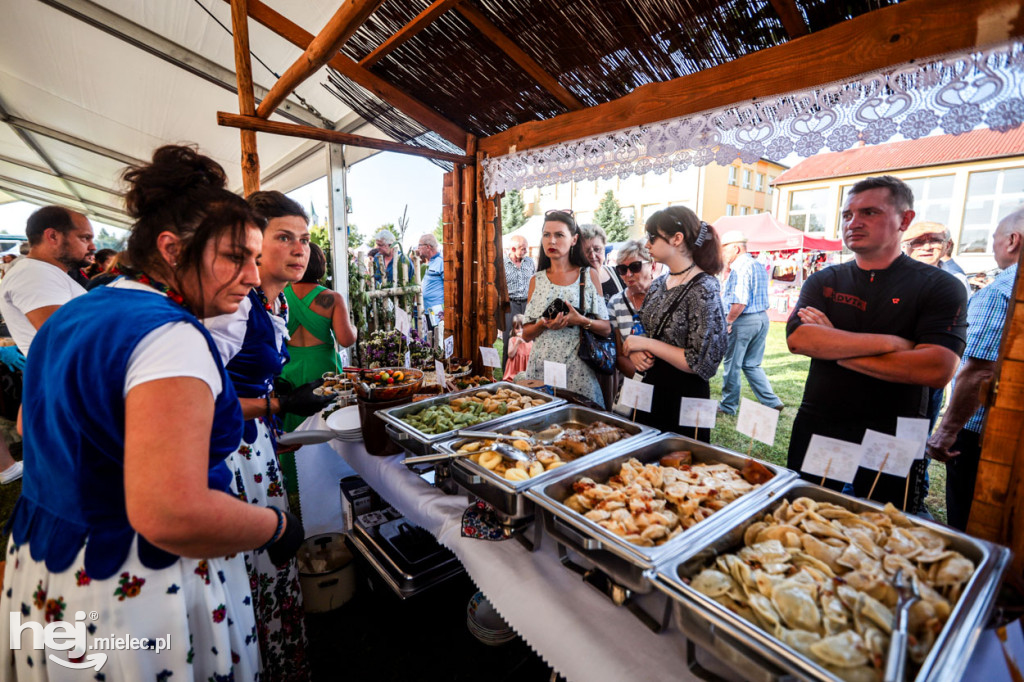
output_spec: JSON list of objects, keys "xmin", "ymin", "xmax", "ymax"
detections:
[{"xmin": 0, "ymin": 0, "xmax": 394, "ymax": 231}]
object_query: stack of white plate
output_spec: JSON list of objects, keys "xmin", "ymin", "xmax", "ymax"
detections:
[
  {"xmin": 325, "ymin": 405, "xmax": 362, "ymax": 442},
  {"xmin": 466, "ymin": 591, "xmax": 516, "ymax": 646}
]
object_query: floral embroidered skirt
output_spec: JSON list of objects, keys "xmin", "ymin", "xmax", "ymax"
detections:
[
  {"xmin": 1, "ymin": 537, "xmax": 259, "ymax": 681},
  {"xmin": 226, "ymin": 418, "xmax": 311, "ymax": 682}
]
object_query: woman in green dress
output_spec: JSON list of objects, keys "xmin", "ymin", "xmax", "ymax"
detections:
[{"xmin": 280, "ymin": 243, "xmax": 357, "ymax": 431}]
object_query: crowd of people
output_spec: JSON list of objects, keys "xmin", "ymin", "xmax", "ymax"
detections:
[
  {"xmin": 0, "ymin": 146, "xmax": 1018, "ymax": 680},
  {"xmin": 501, "ymin": 175, "xmax": 1020, "ymax": 531}
]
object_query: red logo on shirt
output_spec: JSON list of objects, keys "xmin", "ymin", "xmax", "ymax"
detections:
[{"xmin": 821, "ymin": 286, "xmax": 867, "ymax": 311}]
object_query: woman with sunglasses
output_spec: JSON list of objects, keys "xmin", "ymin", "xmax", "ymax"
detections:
[
  {"xmin": 607, "ymin": 240, "xmax": 655, "ymax": 378},
  {"xmin": 622, "ymin": 207, "xmax": 727, "ymax": 439},
  {"xmin": 519, "ymin": 210, "xmax": 611, "ymax": 407},
  {"xmin": 2, "ymin": 146, "xmax": 303, "ymax": 680}
]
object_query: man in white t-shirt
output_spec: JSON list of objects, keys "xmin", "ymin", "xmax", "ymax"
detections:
[{"xmin": 0, "ymin": 205, "xmax": 94, "ymax": 356}]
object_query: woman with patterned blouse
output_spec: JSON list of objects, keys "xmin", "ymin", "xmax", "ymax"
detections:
[{"xmin": 622, "ymin": 207, "xmax": 727, "ymax": 439}]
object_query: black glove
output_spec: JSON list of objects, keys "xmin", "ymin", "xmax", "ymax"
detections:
[
  {"xmin": 277, "ymin": 379, "xmax": 332, "ymax": 417},
  {"xmin": 267, "ymin": 509, "xmax": 305, "ymax": 567}
]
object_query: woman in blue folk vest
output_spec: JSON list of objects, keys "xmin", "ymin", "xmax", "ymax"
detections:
[
  {"xmin": 204, "ymin": 190, "xmax": 329, "ymax": 682},
  {"xmin": 1, "ymin": 145, "xmax": 305, "ymax": 680}
]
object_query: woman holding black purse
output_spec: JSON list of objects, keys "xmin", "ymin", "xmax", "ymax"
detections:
[
  {"xmin": 623, "ymin": 207, "xmax": 727, "ymax": 439},
  {"xmin": 518, "ymin": 210, "xmax": 611, "ymax": 407}
]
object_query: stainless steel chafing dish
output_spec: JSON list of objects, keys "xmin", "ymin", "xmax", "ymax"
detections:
[
  {"xmin": 376, "ymin": 381, "xmax": 564, "ymax": 457},
  {"xmin": 525, "ymin": 434, "xmax": 796, "ymax": 595},
  {"xmin": 435, "ymin": 406, "xmax": 658, "ymax": 525},
  {"xmin": 649, "ymin": 481, "xmax": 1011, "ymax": 682}
]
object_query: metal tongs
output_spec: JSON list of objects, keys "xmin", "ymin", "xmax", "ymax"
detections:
[
  {"xmin": 402, "ymin": 439, "xmax": 532, "ymax": 466},
  {"xmin": 884, "ymin": 568, "xmax": 921, "ymax": 682}
]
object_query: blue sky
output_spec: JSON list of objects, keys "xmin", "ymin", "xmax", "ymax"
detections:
[{"xmin": 0, "ymin": 150, "xmax": 446, "ymax": 250}]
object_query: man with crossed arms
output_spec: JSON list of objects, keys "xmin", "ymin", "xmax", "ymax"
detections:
[{"xmin": 786, "ymin": 176, "xmax": 967, "ymax": 512}]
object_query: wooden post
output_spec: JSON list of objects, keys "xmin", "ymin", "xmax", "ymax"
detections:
[
  {"xmin": 230, "ymin": 0, "xmax": 260, "ymax": 195},
  {"xmin": 442, "ymin": 171, "xmax": 458, "ymax": 354},
  {"xmin": 968, "ymin": 249, "xmax": 1024, "ymax": 574},
  {"xmin": 459, "ymin": 135, "xmax": 477, "ymax": 361}
]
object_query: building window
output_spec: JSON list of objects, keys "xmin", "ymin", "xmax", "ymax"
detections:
[
  {"xmin": 788, "ymin": 188, "xmax": 831, "ymax": 234},
  {"xmin": 756, "ymin": 174, "xmax": 765, "ymax": 192},
  {"xmin": 726, "ymin": 204, "xmax": 735, "ymax": 216},
  {"xmin": 641, "ymin": 203, "xmax": 664, "ymax": 224},
  {"xmin": 740, "ymin": 206, "xmax": 749, "ymax": 216},
  {"xmin": 903, "ymin": 175, "xmax": 955, "ymax": 227},
  {"xmin": 620, "ymin": 206, "xmax": 636, "ymax": 226},
  {"xmin": 767, "ymin": 177, "xmax": 775, "ymax": 195},
  {"xmin": 960, "ymin": 168, "xmax": 1024, "ymax": 254},
  {"xmin": 742, "ymin": 170, "xmax": 752, "ymax": 189},
  {"xmin": 728, "ymin": 167, "xmax": 738, "ymax": 186}
]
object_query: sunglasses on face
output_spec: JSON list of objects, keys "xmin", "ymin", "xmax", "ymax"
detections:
[{"xmin": 615, "ymin": 261, "xmax": 648, "ymax": 276}]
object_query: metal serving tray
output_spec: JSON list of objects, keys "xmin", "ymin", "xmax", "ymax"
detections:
[
  {"xmin": 649, "ymin": 481, "xmax": 1012, "ymax": 682},
  {"xmin": 376, "ymin": 382, "xmax": 564, "ymax": 457},
  {"xmin": 525, "ymin": 434, "xmax": 796, "ymax": 594},
  {"xmin": 436, "ymin": 406, "xmax": 658, "ymax": 520}
]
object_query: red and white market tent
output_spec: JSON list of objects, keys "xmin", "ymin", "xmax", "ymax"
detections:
[{"xmin": 712, "ymin": 214, "xmax": 842, "ymax": 252}]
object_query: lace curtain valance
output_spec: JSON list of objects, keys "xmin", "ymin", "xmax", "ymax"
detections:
[{"xmin": 482, "ymin": 41, "xmax": 1024, "ymax": 197}]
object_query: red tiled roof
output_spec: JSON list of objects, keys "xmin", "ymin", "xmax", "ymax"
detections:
[{"xmin": 772, "ymin": 127, "xmax": 1024, "ymax": 185}]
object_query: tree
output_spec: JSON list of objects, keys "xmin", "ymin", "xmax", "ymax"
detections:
[
  {"xmin": 348, "ymin": 223, "xmax": 364, "ymax": 248},
  {"xmin": 94, "ymin": 227, "xmax": 126, "ymax": 251},
  {"xmin": 501, "ymin": 189, "xmax": 526, "ymax": 234},
  {"xmin": 594, "ymin": 191, "xmax": 630, "ymax": 242},
  {"xmin": 433, "ymin": 214, "xmax": 444, "ymax": 242}
]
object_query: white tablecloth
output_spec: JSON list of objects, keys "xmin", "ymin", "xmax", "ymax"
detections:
[{"xmin": 291, "ymin": 413, "xmax": 735, "ymax": 682}]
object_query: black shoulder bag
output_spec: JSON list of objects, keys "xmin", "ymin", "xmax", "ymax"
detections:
[{"xmin": 576, "ymin": 268, "xmax": 617, "ymax": 375}]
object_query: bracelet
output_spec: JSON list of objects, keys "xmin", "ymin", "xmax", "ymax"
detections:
[{"xmin": 256, "ymin": 506, "xmax": 286, "ymax": 552}]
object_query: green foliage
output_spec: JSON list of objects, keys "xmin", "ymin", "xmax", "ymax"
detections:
[
  {"xmin": 594, "ymin": 191, "xmax": 630, "ymax": 242},
  {"xmin": 501, "ymin": 189, "xmax": 526, "ymax": 234},
  {"xmin": 433, "ymin": 214, "xmax": 444, "ymax": 242},
  {"xmin": 348, "ymin": 223, "xmax": 364, "ymax": 248},
  {"xmin": 94, "ymin": 227, "xmax": 126, "ymax": 251}
]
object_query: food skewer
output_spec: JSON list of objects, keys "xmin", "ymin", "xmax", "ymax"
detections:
[
  {"xmin": 867, "ymin": 451, "xmax": 890, "ymax": 500},
  {"xmin": 819, "ymin": 458, "xmax": 832, "ymax": 487}
]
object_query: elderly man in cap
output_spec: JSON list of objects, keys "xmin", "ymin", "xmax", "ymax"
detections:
[
  {"xmin": 718, "ymin": 230, "xmax": 783, "ymax": 415},
  {"xmin": 903, "ymin": 221, "xmax": 970, "ymax": 294},
  {"xmin": 372, "ymin": 227, "xmax": 412, "ymax": 286}
]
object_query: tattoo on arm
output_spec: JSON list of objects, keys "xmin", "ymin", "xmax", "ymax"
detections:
[{"xmin": 314, "ymin": 292, "xmax": 335, "ymax": 309}]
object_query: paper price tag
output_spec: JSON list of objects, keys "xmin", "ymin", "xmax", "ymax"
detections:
[
  {"xmin": 404, "ymin": 350, "xmax": 411, "ymax": 368},
  {"xmin": 444, "ymin": 336, "xmax": 454, "ymax": 358},
  {"xmin": 735, "ymin": 397, "xmax": 779, "ymax": 446},
  {"xmin": 618, "ymin": 378, "xmax": 653, "ymax": 412},
  {"xmin": 678, "ymin": 398, "xmax": 718, "ymax": 429},
  {"xmin": 859, "ymin": 430, "xmax": 920, "ymax": 477},
  {"xmin": 543, "ymin": 361, "xmax": 567, "ymax": 389},
  {"xmin": 395, "ymin": 307, "xmax": 412, "ymax": 338},
  {"xmin": 896, "ymin": 417, "xmax": 930, "ymax": 461},
  {"xmin": 479, "ymin": 345, "xmax": 501, "ymax": 368},
  {"xmin": 434, "ymin": 360, "xmax": 446, "ymax": 390},
  {"xmin": 339, "ymin": 347, "xmax": 350, "ymax": 367},
  {"xmin": 801, "ymin": 435, "xmax": 863, "ymax": 484}
]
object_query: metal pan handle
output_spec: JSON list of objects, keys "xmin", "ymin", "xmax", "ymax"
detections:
[
  {"xmin": 553, "ymin": 516, "xmax": 604, "ymax": 551},
  {"xmin": 384, "ymin": 423, "xmax": 411, "ymax": 442}
]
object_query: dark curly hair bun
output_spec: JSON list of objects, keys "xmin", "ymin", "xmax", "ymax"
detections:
[{"xmin": 123, "ymin": 145, "xmax": 227, "ymax": 219}]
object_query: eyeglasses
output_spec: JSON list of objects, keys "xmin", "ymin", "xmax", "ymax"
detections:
[
  {"xmin": 615, "ymin": 261, "xmax": 649, "ymax": 276},
  {"xmin": 907, "ymin": 237, "xmax": 946, "ymax": 248}
]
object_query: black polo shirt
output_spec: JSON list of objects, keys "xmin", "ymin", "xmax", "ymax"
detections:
[{"xmin": 786, "ymin": 254, "xmax": 967, "ymax": 423}]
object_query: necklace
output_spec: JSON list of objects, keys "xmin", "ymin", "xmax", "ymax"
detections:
[
  {"xmin": 127, "ymin": 270, "xmax": 190, "ymax": 312},
  {"xmin": 669, "ymin": 262, "xmax": 696, "ymax": 277},
  {"xmin": 257, "ymin": 286, "xmax": 288, "ymax": 319}
]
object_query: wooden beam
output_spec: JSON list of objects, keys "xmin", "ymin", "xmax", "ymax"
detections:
[
  {"xmin": 217, "ymin": 112, "xmax": 474, "ymax": 164},
  {"xmin": 256, "ymin": 0, "xmax": 387, "ymax": 119},
  {"xmin": 235, "ymin": 0, "xmax": 468, "ymax": 149},
  {"xmin": 360, "ymin": 0, "xmax": 463, "ymax": 68},
  {"xmin": 230, "ymin": 0, "xmax": 260, "ymax": 195},
  {"xmin": 456, "ymin": 3, "xmax": 583, "ymax": 112},
  {"xmin": 768, "ymin": 0, "xmax": 809, "ymax": 39},
  {"xmin": 479, "ymin": 0, "xmax": 1024, "ymax": 157}
]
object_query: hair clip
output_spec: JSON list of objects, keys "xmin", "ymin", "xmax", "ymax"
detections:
[{"xmin": 693, "ymin": 221, "xmax": 709, "ymax": 248}]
